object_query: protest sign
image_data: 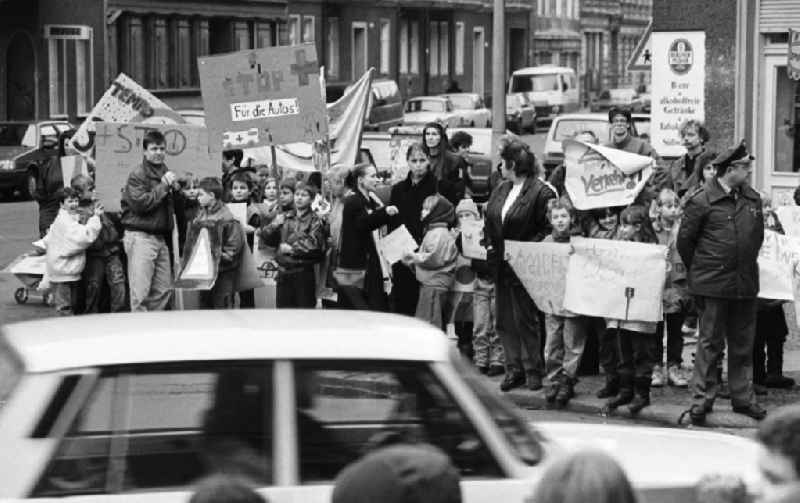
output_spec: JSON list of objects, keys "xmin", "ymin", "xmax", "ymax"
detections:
[
  {"xmin": 776, "ymin": 206, "xmax": 800, "ymax": 238},
  {"xmin": 563, "ymin": 237, "xmax": 666, "ymax": 322},
  {"xmin": 198, "ymin": 44, "xmax": 328, "ymax": 149},
  {"xmin": 94, "ymin": 122, "xmax": 221, "ymax": 212},
  {"xmin": 70, "ymin": 73, "xmax": 185, "ymax": 153},
  {"xmin": 505, "ymin": 240, "xmax": 571, "ymax": 315},
  {"xmin": 563, "ymin": 139, "xmax": 654, "ymax": 210},
  {"xmin": 60, "ymin": 156, "xmax": 89, "ymax": 187},
  {"xmin": 793, "ymin": 261, "xmax": 800, "ymax": 327},
  {"xmin": 461, "ymin": 220, "xmax": 487, "ymax": 260},
  {"xmin": 758, "ymin": 230, "xmax": 800, "ymax": 300},
  {"xmin": 378, "ymin": 225, "xmax": 418, "ymax": 265},
  {"xmin": 175, "ymin": 225, "xmax": 219, "ymax": 290}
]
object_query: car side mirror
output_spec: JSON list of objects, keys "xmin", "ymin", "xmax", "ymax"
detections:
[{"xmin": 41, "ymin": 137, "xmax": 58, "ymax": 149}]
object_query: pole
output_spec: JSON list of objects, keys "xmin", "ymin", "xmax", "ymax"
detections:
[{"xmin": 492, "ymin": 0, "xmax": 506, "ymax": 137}]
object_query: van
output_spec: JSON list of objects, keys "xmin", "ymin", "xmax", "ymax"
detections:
[{"xmin": 507, "ymin": 66, "xmax": 580, "ymax": 125}]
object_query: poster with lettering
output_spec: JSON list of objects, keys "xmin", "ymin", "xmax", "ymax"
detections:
[
  {"xmin": 505, "ymin": 240, "xmax": 571, "ymax": 315},
  {"xmin": 461, "ymin": 220, "xmax": 487, "ymax": 260},
  {"xmin": 70, "ymin": 73, "xmax": 185, "ymax": 154},
  {"xmin": 563, "ymin": 139, "xmax": 655, "ymax": 210},
  {"xmin": 651, "ymin": 31, "xmax": 706, "ymax": 158},
  {"xmin": 776, "ymin": 206, "xmax": 800, "ymax": 238},
  {"xmin": 94, "ymin": 122, "xmax": 222, "ymax": 212},
  {"xmin": 198, "ymin": 44, "xmax": 328, "ymax": 149},
  {"xmin": 758, "ymin": 230, "xmax": 800, "ymax": 300},
  {"xmin": 563, "ymin": 237, "xmax": 667, "ymax": 322}
]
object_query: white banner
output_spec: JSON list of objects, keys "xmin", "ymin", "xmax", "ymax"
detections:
[
  {"xmin": 758, "ymin": 230, "xmax": 800, "ymax": 300},
  {"xmin": 776, "ymin": 206, "xmax": 800, "ymax": 238},
  {"xmin": 506, "ymin": 240, "xmax": 571, "ymax": 315},
  {"xmin": 651, "ymin": 31, "xmax": 705, "ymax": 158},
  {"xmin": 563, "ymin": 139, "xmax": 655, "ymax": 210}
]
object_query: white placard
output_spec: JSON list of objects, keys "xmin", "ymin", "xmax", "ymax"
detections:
[{"xmin": 378, "ymin": 225, "xmax": 418, "ymax": 265}]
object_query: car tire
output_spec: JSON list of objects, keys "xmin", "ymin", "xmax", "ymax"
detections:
[{"xmin": 23, "ymin": 169, "xmax": 37, "ymax": 200}]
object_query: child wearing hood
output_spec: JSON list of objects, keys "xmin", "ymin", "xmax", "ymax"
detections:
[{"xmin": 403, "ymin": 194, "xmax": 458, "ymax": 331}]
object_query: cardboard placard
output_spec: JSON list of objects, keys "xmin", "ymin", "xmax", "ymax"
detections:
[
  {"xmin": 758, "ymin": 230, "xmax": 800, "ymax": 301},
  {"xmin": 563, "ymin": 237, "xmax": 666, "ymax": 322},
  {"xmin": 505, "ymin": 240, "xmax": 571, "ymax": 316},
  {"xmin": 776, "ymin": 206, "xmax": 800, "ymax": 238},
  {"xmin": 70, "ymin": 73, "xmax": 185, "ymax": 153},
  {"xmin": 460, "ymin": 220, "xmax": 487, "ymax": 260},
  {"xmin": 94, "ymin": 122, "xmax": 222, "ymax": 212},
  {"xmin": 198, "ymin": 44, "xmax": 328, "ymax": 149},
  {"xmin": 378, "ymin": 225, "xmax": 418, "ymax": 265},
  {"xmin": 226, "ymin": 203, "xmax": 249, "ymax": 229}
]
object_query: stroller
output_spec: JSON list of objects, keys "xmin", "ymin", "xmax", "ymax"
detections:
[{"xmin": 2, "ymin": 252, "xmax": 50, "ymax": 305}]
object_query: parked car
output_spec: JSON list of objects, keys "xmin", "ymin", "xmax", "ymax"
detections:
[
  {"xmin": 507, "ymin": 66, "xmax": 580, "ymax": 125},
  {"xmin": 441, "ymin": 93, "xmax": 491, "ymax": 128},
  {"xmin": 542, "ymin": 113, "xmax": 639, "ymax": 173},
  {"xmin": 632, "ymin": 113, "xmax": 651, "ymax": 141},
  {"xmin": 361, "ymin": 78, "xmax": 404, "ymax": 131},
  {"xmin": 505, "ymin": 94, "xmax": 537, "ymax": 134},
  {"xmin": 447, "ymin": 127, "xmax": 496, "ymax": 202},
  {"xmin": 590, "ymin": 88, "xmax": 645, "ymax": 113},
  {"xmin": 0, "ymin": 310, "xmax": 761, "ymax": 503},
  {"xmin": 0, "ymin": 121, "xmax": 74, "ymax": 199},
  {"xmin": 403, "ymin": 96, "xmax": 461, "ymax": 128}
]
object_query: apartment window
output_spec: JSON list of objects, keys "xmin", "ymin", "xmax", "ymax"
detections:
[
  {"xmin": 233, "ymin": 21, "xmax": 251, "ymax": 50},
  {"xmin": 380, "ymin": 19, "xmax": 391, "ymax": 74},
  {"xmin": 410, "ymin": 21, "xmax": 420, "ymax": 74},
  {"xmin": 439, "ymin": 21, "xmax": 449, "ymax": 75},
  {"xmin": 538, "ymin": 0, "xmax": 545, "ymax": 16},
  {"xmin": 556, "ymin": 0, "xmax": 562, "ymax": 16},
  {"xmin": 256, "ymin": 22, "xmax": 275, "ymax": 48},
  {"xmin": 302, "ymin": 16, "xmax": 315, "ymax": 43},
  {"xmin": 454, "ymin": 22, "xmax": 464, "ymax": 75},
  {"xmin": 429, "ymin": 22, "xmax": 439, "ymax": 76},
  {"xmin": 45, "ymin": 25, "xmax": 93, "ymax": 117},
  {"xmin": 327, "ymin": 17, "xmax": 340, "ymax": 79},
  {"xmin": 399, "ymin": 21, "xmax": 409, "ymax": 74},
  {"xmin": 289, "ymin": 14, "xmax": 300, "ymax": 45}
]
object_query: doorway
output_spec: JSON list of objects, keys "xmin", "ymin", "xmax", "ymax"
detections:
[
  {"xmin": 473, "ymin": 27, "xmax": 485, "ymax": 96},
  {"xmin": 352, "ymin": 22, "xmax": 367, "ymax": 80},
  {"xmin": 508, "ymin": 28, "xmax": 526, "ymax": 74},
  {"xmin": 6, "ymin": 31, "xmax": 36, "ymax": 120}
]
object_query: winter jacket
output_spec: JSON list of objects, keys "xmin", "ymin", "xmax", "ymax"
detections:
[
  {"xmin": 34, "ymin": 156, "xmax": 65, "ymax": 236},
  {"xmin": 660, "ymin": 149, "xmax": 716, "ymax": 198},
  {"xmin": 74, "ymin": 200, "xmax": 123, "ymax": 258},
  {"xmin": 338, "ymin": 190, "xmax": 393, "ymax": 271},
  {"xmin": 656, "ymin": 221, "xmax": 689, "ymax": 314},
  {"xmin": 43, "ymin": 208, "xmax": 102, "ymax": 282},
  {"xmin": 677, "ymin": 178, "xmax": 764, "ymax": 299},
  {"xmin": 484, "ymin": 176, "xmax": 556, "ymax": 286},
  {"xmin": 193, "ymin": 200, "xmax": 245, "ymax": 273},
  {"xmin": 389, "ymin": 170, "xmax": 438, "ymax": 242},
  {"xmin": 422, "ymin": 122, "xmax": 470, "ymax": 205},
  {"xmin": 414, "ymin": 225, "xmax": 458, "ymax": 289},
  {"xmin": 120, "ymin": 159, "xmax": 175, "ymax": 235},
  {"xmin": 263, "ymin": 207, "xmax": 327, "ymax": 272}
]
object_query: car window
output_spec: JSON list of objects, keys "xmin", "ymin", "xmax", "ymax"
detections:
[
  {"xmin": 553, "ymin": 120, "xmax": 610, "ymax": 142},
  {"xmin": 20, "ymin": 125, "xmax": 37, "ymax": 147},
  {"xmin": 33, "ymin": 363, "xmax": 273, "ymax": 497},
  {"xmin": 0, "ymin": 124, "xmax": 32, "ymax": 147},
  {"xmin": 55, "ymin": 123, "xmax": 72, "ymax": 134},
  {"xmin": 407, "ymin": 100, "xmax": 445, "ymax": 113},
  {"xmin": 39, "ymin": 125, "xmax": 58, "ymax": 148},
  {"xmin": 294, "ymin": 361, "xmax": 502, "ymax": 483},
  {"xmin": 599, "ymin": 90, "xmax": 611, "ymax": 100}
]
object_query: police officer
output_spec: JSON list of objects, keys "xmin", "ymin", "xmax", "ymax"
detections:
[{"xmin": 677, "ymin": 140, "xmax": 766, "ymax": 425}]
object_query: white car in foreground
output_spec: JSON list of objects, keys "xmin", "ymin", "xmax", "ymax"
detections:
[
  {"xmin": 0, "ymin": 311, "xmax": 759, "ymax": 503},
  {"xmin": 402, "ymin": 96, "xmax": 461, "ymax": 128},
  {"xmin": 441, "ymin": 93, "xmax": 491, "ymax": 128}
]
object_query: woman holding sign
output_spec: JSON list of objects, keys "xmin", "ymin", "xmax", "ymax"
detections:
[{"xmin": 485, "ymin": 139, "xmax": 556, "ymax": 392}]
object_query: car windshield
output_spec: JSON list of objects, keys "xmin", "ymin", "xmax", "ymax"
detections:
[
  {"xmin": 407, "ymin": 100, "xmax": 445, "ymax": 113},
  {"xmin": 0, "ymin": 336, "xmax": 23, "ymax": 408},
  {"xmin": 511, "ymin": 74, "xmax": 560, "ymax": 93},
  {"xmin": 553, "ymin": 119, "xmax": 610, "ymax": 142},
  {"xmin": 610, "ymin": 89, "xmax": 635, "ymax": 101},
  {"xmin": 447, "ymin": 95, "xmax": 475, "ymax": 109},
  {"xmin": 0, "ymin": 124, "xmax": 33, "ymax": 147}
]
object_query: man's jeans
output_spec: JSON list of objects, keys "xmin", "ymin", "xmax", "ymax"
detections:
[
  {"xmin": 84, "ymin": 254, "xmax": 127, "ymax": 313},
  {"xmin": 123, "ymin": 230, "xmax": 172, "ymax": 312},
  {"xmin": 473, "ymin": 287, "xmax": 504, "ymax": 367}
]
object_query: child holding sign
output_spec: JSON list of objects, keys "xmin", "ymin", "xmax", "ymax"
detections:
[
  {"xmin": 543, "ymin": 198, "xmax": 586, "ymax": 408},
  {"xmin": 229, "ymin": 172, "xmax": 257, "ymax": 308},
  {"xmin": 604, "ymin": 205, "xmax": 660, "ymax": 416},
  {"xmin": 403, "ymin": 194, "xmax": 458, "ymax": 331}
]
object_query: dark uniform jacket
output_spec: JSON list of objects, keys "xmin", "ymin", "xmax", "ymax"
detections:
[
  {"xmin": 388, "ymin": 170, "xmax": 438, "ymax": 242},
  {"xmin": 677, "ymin": 178, "xmax": 764, "ymax": 299},
  {"xmin": 120, "ymin": 159, "xmax": 174, "ymax": 236}
]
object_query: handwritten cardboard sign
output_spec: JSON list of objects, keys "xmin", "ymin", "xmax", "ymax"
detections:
[
  {"xmin": 563, "ymin": 139, "xmax": 654, "ymax": 210},
  {"xmin": 70, "ymin": 73, "xmax": 185, "ymax": 154},
  {"xmin": 776, "ymin": 206, "xmax": 800, "ymax": 238},
  {"xmin": 505, "ymin": 240, "xmax": 571, "ymax": 315},
  {"xmin": 94, "ymin": 122, "xmax": 221, "ymax": 212},
  {"xmin": 198, "ymin": 44, "xmax": 328, "ymax": 149},
  {"xmin": 563, "ymin": 237, "xmax": 666, "ymax": 322},
  {"xmin": 378, "ymin": 225, "xmax": 418, "ymax": 265},
  {"xmin": 758, "ymin": 230, "xmax": 800, "ymax": 300},
  {"xmin": 461, "ymin": 220, "xmax": 487, "ymax": 260}
]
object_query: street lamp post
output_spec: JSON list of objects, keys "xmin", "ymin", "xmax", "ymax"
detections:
[{"xmin": 492, "ymin": 0, "xmax": 506, "ymax": 136}]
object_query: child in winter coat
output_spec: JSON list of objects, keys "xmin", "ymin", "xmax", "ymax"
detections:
[
  {"xmin": 41, "ymin": 187, "xmax": 104, "ymax": 315},
  {"xmin": 261, "ymin": 181, "xmax": 327, "ymax": 308},
  {"xmin": 452, "ymin": 198, "xmax": 480, "ymax": 360},
  {"xmin": 175, "ymin": 172, "xmax": 200, "ymax": 255},
  {"xmin": 228, "ymin": 172, "xmax": 257, "ymax": 308},
  {"xmin": 543, "ymin": 197, "xmax": 587, "ymax": 408},
  {"xmin": 603, "ymin": 205, "xmax": 661, "ymax": 416},
  {"xmin": 403, "ymin": 194, "xmax": 458, "ymax": 331},
  {"xmin": 650, "ymin": 188, "xmax": 691, "ymax": 388},
  {"xmin": 193, "ymin": 177, "xmax": 246, "ymax": 309}
]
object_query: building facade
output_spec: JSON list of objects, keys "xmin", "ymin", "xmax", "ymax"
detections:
[
  {"xmin": 532, "ymin": 0, "xmax": 582, "ymax": 73},
  {"xmin": 0, "ymin": 0, "xmax": 534, "ymax": 123}
]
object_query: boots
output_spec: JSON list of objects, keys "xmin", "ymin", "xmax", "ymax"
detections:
[
  {"xmin": 596, "ymin": 374, "xmax": 620, "ymax": 399},
  {"xmin": 544, "ymin": 377, "xmax": 560, "ymax": 403},
  {"xmin": 628, "ymin": 378, "xmax": 651, "ymax": 415},
  {"xmin": 604, "ymin": 376, "xmax": 634, "ymax": 410},
  {"xmin": 555, "ymin": 376, "xmax": 576, "ymax": 408}
]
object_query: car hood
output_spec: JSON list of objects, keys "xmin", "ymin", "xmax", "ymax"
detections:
[
  {"xmin": 404, "ymin": 111, "xmax": 451, "ymax": 123},
  {"xmin": 0, "ymin": 146, "xmax": 33, "ymax": 160},
  {"xmin": 535, "ymin": 422, "xmax": 761, "ymax": 489}
]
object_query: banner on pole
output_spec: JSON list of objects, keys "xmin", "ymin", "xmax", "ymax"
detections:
[
  {"xmin": 563, "ymin": 139, "xmax": 655, "ymax": 210},
  {"xmin": 563, "ymin": 237, "xmax": 666, "ymax": 322},
  {"xmin": 506, "ymin": 240, "xmax": 571, "ymax": 315},
  {"xmin": 198, "ymin": 44, "xmax": 328, "ymax": 149}
]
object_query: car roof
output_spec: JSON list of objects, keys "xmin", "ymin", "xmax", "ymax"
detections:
[
  {"xmin": 552, "ymin": 113, "xmax": 610, "ymax": 122},
  {"xmin": 2, "ymin": 310, "xmax": 451, "ymax": 373},
  {"xmin": 409, "ymin": 96, "xmax": 448, "ymax": 101},
  {"xmin": 511, "ymin": 66, "xmax": 575, "ymax": 76},
  {"xmin": 0, "ymin": 121, "xmax": 71, "ymax": 126}
]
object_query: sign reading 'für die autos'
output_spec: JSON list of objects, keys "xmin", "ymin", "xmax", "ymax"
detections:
[{"xmin": 198, "ymin": 44, "xmax": 328, "ymax": 149}]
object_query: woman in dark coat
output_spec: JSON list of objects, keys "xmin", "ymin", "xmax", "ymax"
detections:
[
  {"xmin": 422, "ymin": 122, "xmax": 469, "ymax": 205},
  {"xmin": 336, "ymin": 164, "xmax": 399, "ymax": 311},
  {"xmin": 34, "ymin": 130, "xmax": 73, "ymax": 236},
  {"xmin": 484, "ymin": 139, "xmax": 556, "ymax": 392},
  {"xmin": 389, "ymin": 142, "xmax": 438, "ymax": 316}
]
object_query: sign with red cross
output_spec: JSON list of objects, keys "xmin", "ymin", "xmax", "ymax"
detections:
[{"xmin": 198, "ymin": 44, "xmax": 328, "ymax": 149}]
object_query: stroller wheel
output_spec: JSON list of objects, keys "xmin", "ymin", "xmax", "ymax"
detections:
[{"xmin": 14, "ymin": 287, "xmax": 28, "ymax": 304}]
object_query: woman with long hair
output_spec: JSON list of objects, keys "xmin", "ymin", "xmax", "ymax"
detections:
[{"xmin": 532, "ymin": 450, "xmax": 638, "ymax": 503}]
